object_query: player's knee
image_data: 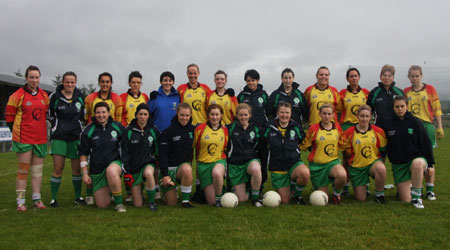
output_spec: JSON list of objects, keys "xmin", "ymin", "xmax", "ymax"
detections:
[
  {"xmin": 31, "ymin": 164, "xmax": 43, "ymax": 177},
  {"xmin": 17, "ymin": 163, "xmax": 31, "ymax": 180},
  {"xmin": 106, "ymin": 166, "xmax": 120, "ymax": 178}
]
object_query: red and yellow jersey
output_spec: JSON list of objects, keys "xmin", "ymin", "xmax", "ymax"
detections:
[
  {"xmin": 120, "ymin": 90, "xmax": 149, "ymax": 126},
  {"xmin": 177, "ymin": 83, "xmax": 211, "ymax": 125},
  {"xmin": 194, "ymin": 123, "xmax": 228, "ymax": 163},
  {"xmin": 5, "ymin": 86, "xmax": 49, "ymax": 144},
  {"xmin": 84, "ymin": 91, "xmax": 123, "ymax": 123},
  {"xmin": 339, "ymin": 86, "xmax": 369, "ymax": 124},
  {"xmin": 339, "ymin": 124, "xmax": 387, "ymax": 168},
  {"xmin": 304, "ymin": 84, "xmax": 341, "ymax": 125},
  {"xmin": 206, "ymin": 90, "xmax": 238, "ymax": 125},
  {"xmin": 404, "ymin": 84, "xmax": 442, "ymax": 123},
  {"xmin": 300, "ymin": 122, "xmax": 343, "ymax": 164}
]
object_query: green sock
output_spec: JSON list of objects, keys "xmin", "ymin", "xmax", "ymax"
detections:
[
  {"xmin": 72, "ymin": 175, "xmax": 82, "ymax": 199},
  {"xmin": 333, "ymin": 187, "xmax": 343, "ymax": 196},
  {"xmin": 146, "ymin": 187, "xmax": 156, "ymax": 203},
  {"xmin": 251, "ymin": 189, "xmax": 260, "ymax": 200},
  {"xmin": 290, "ymin": 181, "xmax": 296, "ymax": 193},
  {"xmin": 375, "ymin": 190, "xmax": 385, "ymax": 197},
  {"xmin": 343, "ymin": 183, "xmax": 349, "ymax": 191},
  {"xmin": 50, "ymin": 176, "xmax": 62, "ymax": 200},
  {"xmin": 215, "ymin": 194, "xmax": 222, "ymax": 202},
  {"xmin": 294, "ymin": 185, "xmax": 305, "ymax": 198},
  {"xmin": 411, "ymin": 187, "xmax": 422, "ymax": 200},
  {"xmin": 86, "ymin": 187, "xmax": 93, "ymax": 197},
  {"xmin": 426, "ymin": 183, "xmax": 434, "ymax": 193},
  {"xmin": 112, "ymin": 191, "xmax": 123, "ymax": 205}
]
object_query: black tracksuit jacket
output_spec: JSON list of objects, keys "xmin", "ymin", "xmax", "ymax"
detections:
[
  {"xmin": 237, "ymin": 84, "xmax": 270, "ymax": 127},
  {"xmin": 226, "ymin": 121, "xmax": 262, "ymax": 165}
]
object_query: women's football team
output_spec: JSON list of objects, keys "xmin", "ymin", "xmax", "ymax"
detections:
[{"xmin": 5, "ymin": 63, "xmax": 443, "ymax": 212}]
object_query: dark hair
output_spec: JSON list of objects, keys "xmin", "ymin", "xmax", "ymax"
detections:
[
  {"xmin": 98, "ymin": 72, "xmax": 113, "ymax": 83},
  {"xmin": 160, "ymin": 71, "xmax": 175, "ymax": 82},
  {"xmin": 62, "ymin": 71, "xmax": 77, "ymax": 82},
  {"xmin": 380, "ymin": 64, "xmax": 395, "ymax": 76},
  {"xmin": 94, "ymin": 102, "xmax": 110, "ymax": 112},
  {"xmin": 346, "ymin": 67, "xmax": 360, "ymax": 79},
  {"xmin": 25, "ymin": 65, "xmax": 40, "ymax": 78},
  {"xmin": 319, "ymin": 103, "xmax": 334, "ymax": 113},
  {"xmin": 176, "ymin": 102, "xmax": 192, "ymax": 114},
  {"xmin": 281, "ymin": 68, "xmax": 295, "ymax": 78},
  {"xmin": 244, "ymin": 69, "xmax": 260, "ymax": 81},
  {"xmin": 215, "ymin": 70, "xmax": 227, "ymax": 79},
  {"xmin": 316, "ymin": 66, "xmax": 330, "ymax": 76},
  {"xmin": 393, "ymin": 95, "xmax": 408, "ymax": 105},
  {"xmin": 276, "ymin": 102, "xmax": 292, "ymax": 112},
  {"xmin": 207, "ymin": 104, "xmax": 224, "ymax": 115},
  {"xmin": 128, "ymin": 71, "xmax": 142, "ymax": 83}
]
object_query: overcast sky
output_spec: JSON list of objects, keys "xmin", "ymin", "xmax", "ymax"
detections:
[{"xmin": 1, "ymin": 0, "xmax": 450, "ymax": 98}]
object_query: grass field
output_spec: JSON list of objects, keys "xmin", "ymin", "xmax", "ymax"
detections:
[{"xmin": 1, "ymin": 131, "xmax": 450, "ymax": 249}]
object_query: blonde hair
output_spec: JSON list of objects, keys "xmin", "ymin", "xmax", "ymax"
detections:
[
  {"xmin": 380, "ymin": 64, "xmax": 395, "ymax": 76},
  {"xmin": 319, "ymin": 103, "xmax": 334, "ymax": 113},
  {"xmin": 408, "ymin": 65, "xmax": 423, "ymax": 76},
  {"xmin": 236, "ymin": 103, "xmax": 252, "ymax": 117}
]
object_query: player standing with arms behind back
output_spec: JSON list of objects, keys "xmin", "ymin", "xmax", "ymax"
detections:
[{"xmin": 404, "ymin": 65, "xmax": 443, "ymax": 201}]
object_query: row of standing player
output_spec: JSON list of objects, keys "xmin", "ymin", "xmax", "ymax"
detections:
[{"xmin": 5, "ymin": 63, "xmax": 443, "ymax": 211}]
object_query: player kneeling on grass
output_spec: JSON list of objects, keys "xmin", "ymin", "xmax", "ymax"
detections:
[
  {"xmin": 194, "ymin": 104, "xmax": 229, "ymax": 207},
  {"xmin": 227, "ymin": 103, "xmax": 263, "ymax": 207},
  {"xmin": 158, "ymin": 103, "xmax": 196, "ymax": 208},
  {"xmin": 79, "ymin": 102, "xmax": 126, "ymax": 212},
  {"xmin": 339, "ymin": 105, "xmax": 387, "ymax": 203},
  {"xmin": 121, "ymin": 103, "xmax": 160, "ymax": 211},
  {"xmin": 300, "ymin": 103, "xmax": 346, "ymax": 205},
  {"xmin": 264, "ymin": 102, "xmax": 310, "ymax": 205},
  {"xmin": 385, "ymin": 96, "xmax": 435, "ymax": 209}
]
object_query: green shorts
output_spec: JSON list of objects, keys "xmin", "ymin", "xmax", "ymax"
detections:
[
  {"xmin": 341, "ymin": 122, "xmax": 356, "ymax": 132},
  {"xmin": 309, "ymin": 159, "xmax": 341, "ymax": 189},
  {"xmin": 349, "ymin": 159, "xmax": 380, "ymax": 187},
  {"xmin": 270, "ymin": 161, "xmax": 304, "ymax": 189},
  {"xmin": 229, "ymin": 159, "xmax": 260, "ymax": 187},
  {"xmin": 391, "ymin": 157, "xmax": 427, "ymax": 184},
  {"xmin": 132, "ymin": 164, "xmax": 155, "ymax": 187},
  {"xmin": 422, "ymin": 121, "xmax": 437, "ymax": 148},
  {"xmin": 50, "ymin": 139, "xmax": 80, "ymax": 159},
  {"xmin": 91, "ymin": 160, "xmax": 122, "ymax": 193},
  {"xmin": 159, "ymin": 162, "xmax": 192, "ymax": 192},
  {"xmin": 198, "ymin": 159, "xmax": 227, "ymax": 189},
  {"xmin": 12, "ymin": 141, "xmax": 47, "ymax": 158}
]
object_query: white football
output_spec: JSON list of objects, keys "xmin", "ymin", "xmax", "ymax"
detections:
[
  {"xmin": 262, "ymin": 191, "xmax": 281, "ymax": 208},
  {"xmin": 220, "ymin": 192, "xmax": 239, "ymax": 208},
  {"xmin": 309, "ymin": 190, "xmax": 328, "ymax": 206}
]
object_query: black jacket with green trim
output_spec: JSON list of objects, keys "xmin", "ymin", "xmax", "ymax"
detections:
[
  {"xmin": 78, "ymin": 116, "xmax": 124, "ymax": 174},
  {"xmin": 226, "ymin": 121, "xmax": 261, "ymax": 165},
  {"xmin": 367, "ymin": 82, "xmax": 404, "ymax": 130},
  {"xmin": 237, "ymin": 84, "xmax": 269, "ymax": 127},
  {"xmin": 268, "ymin": 82, "xmax": 308, "ymax": 129},
  {"xmin": 49, "ymin": 84, "xmax": 85, "ymax": 141},
  {"xmin": 121, "ymin": 118, "xmax": 160, "ymax": 174},
  {"xmin": 385, "ymin": 112, "xmax": 435, "ymax": 165},
  {"xmin": 263, "ymin": 119, "xmax": 305, "ymax": 171}
]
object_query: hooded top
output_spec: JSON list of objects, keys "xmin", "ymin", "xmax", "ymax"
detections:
[
  {"xmin": 148, "ymin": 86, "xmax": 180, "ymax": 131},
  {"xmin": 367, "ymin": 82, "xmax": 404, "ymax": 130},
  {"xmin": 49, "ymin": 84, "xmax": 85, "ymax": 141}
]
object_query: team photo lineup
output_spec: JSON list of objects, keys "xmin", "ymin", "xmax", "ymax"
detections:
[{"xmin": 5, "ymin": 63, "xmax": 444, "ymax": 212}]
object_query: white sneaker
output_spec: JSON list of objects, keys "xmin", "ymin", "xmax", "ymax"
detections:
[
  {"xmin": 115, "ymin": 204, "xmax": 126, "ymax": 212},
  {"xmin": 411, "ymin": 199, "xmax": 424, "ymax": 209},
  {"xmin": 426, "ymin": 192, "xmax": 436, "ymax": 201},
  {"xmin": 85, "ymin": 196, "xmax": 94, "ymax": 205}
]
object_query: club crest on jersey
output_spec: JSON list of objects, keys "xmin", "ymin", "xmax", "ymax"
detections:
[
  {"xmin": 111, "ymin": 131, "xmax": 118, "ymax": 139},
  {"xmin": 355, "ymin": 139, "xmax": 361, "ymax": 145},
  {"xmin": 249, "ymin": 131, "xmax": 255, "ymax": 140},
  {"xmin": 312, "ymin": 94, "xmax": 317, "ymax": 99},
  {"xmin": 41, "ymin": 100, "xmax": 45, "ymax": 104},
  {"xmin": 346, "ymin": 98, "xmax": 352, "ymax": 103},
  {"xmin": 319, "ymin": 136, "xmax": 325, "ymax": 141},
  {"xmin": 328, "ymin": 94, "xmax": 332, "ymax": 99},
  {"xmin": 129, "ymin": 103, "xmax": 134, "ymax": 108},
  {"xmin": 408, "ymin": 128, "xmax": 413, "ymax": 134},
  {"xmin": 187, "ymin": 94, "xmax": 192, "ymax": 98},
  {"xmin": 188, "ymin": 132, "xmax": 193, "ymax": 139},
  {"xmin": 294, "ymin": 97, "xmax": 300, "ymax": 104},
  {"xmin": 26, "ymin": 101, "xmax": 32, "ymax": 106},
  {"xmin": 148, "ymin": 136, "xmax": 153, "ymax": 145},
  {"xmin": 211, "ymin": 101, "xmax": 216, "ymax": 104},
  {"xmin": 204, "ymin": 135, "xmax": 210, "ymax": 140},
  {"xmin": 75, "ymin": 102, "xmax": 82, "ymax": 111},
  {"xmin": 258, "ymin": 97, "xmax": 264, "ymax": 104},
  {"xmin": 290, "ymin": 130, "xmax": 296, "ymax": 139}
]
